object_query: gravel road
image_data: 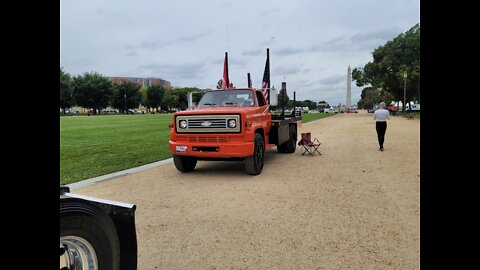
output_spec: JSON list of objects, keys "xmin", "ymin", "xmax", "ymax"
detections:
[{"xmin": 73, "ymin": 110, "xmax": 420, "ymax": 269}]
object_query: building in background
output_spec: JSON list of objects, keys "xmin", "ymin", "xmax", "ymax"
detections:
[
  {"xmin": 317, "ymin": 101, "xmax": 329, "ymax": 111},
  {"xmin": 108, "ymin": 76, "xmax": 171, "ymax": 89}
]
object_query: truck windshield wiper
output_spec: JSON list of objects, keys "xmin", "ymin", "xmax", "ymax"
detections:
[
  {"xmin": 202, "ymin": 103, "xmax": 217, "ymax": 106},
  {"xmin": 223, "ymin": 102, "xmax": 238, "ymax": 105}
]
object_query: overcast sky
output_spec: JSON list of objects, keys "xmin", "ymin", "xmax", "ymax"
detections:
[{"xmin": 60, "ymin": 0, "xmax": 419, "ymax": 106}]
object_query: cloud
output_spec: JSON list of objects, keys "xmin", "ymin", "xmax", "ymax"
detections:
[
  {"xmin": 138, "ymin": 62, "xmax": 208, "ymax": 80},
  {"xmin": 221, "ymin": 1, "xmax": 233, "ymax": 8},
  {"xmin": 127, "ymin": 30, "xmax": 213, "ymax": 51},
  {"xmin": 242, "ymin": 49, "xmax": 263, "ymax": 56},
  {"xmin": 258, "ymin": 8, "xmax": 280, "ymax": 16},
  {"xmin": 274, "ymin": 66, "xmax": 301, "ymax": 76},
  {"xmin": 95, "ymin": 8, "xmax": 124, "ymax": 18},
  {"xmin": 351, "ymin": 26, "xmax": 403, "ymax": 42},
  {"xmin": 230, "ymin": 58, "xmax": 247, "ymax": 67},
  {"xmin": 258, "ymin": 37, "xmax": 276, "ymax": 47},
  {"xmin": 124, "ymin": 51, "xmax": 137, "ymax": 57},
  {"xmin": 291, "ymin": 79, "xmax": 316, "ymax": 88},
  {"xmin": 210, "ymin": 58, "xmax": 224, "ymax": 65},
  {"xmin": 308, "ymin": 26, "xmax": 404, "ymax": 53},
  {"xmin": 273, "ymin": 47, "xmax": 304, "ymax": 56},
  {"xmin": 319, "ymin": 74, "xmax": 345, "ymax": 86}
]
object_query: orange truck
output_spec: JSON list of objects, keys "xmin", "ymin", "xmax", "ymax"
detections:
[{"xmin": 168, "ymin": 84, "xmax": 301, "ymax": 175}]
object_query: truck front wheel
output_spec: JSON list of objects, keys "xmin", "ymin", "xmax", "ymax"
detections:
[
  {"xmin": 173, "ymin": 155, "xmax": 197, "ymax": 172},
  {"xmin": 245, "ymin": 133, "xmax": 265, "ymax": 175},
  {"xmin": 60, "ymin": 205, "xmax": 120, "ymax": 270}
]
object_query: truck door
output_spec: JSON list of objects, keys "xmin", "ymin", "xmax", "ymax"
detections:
[{"xmin": 255, "ymin": 91, "xmax": 271, "ymax": 136}]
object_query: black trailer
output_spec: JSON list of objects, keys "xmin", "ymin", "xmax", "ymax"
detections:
[
  {"xmin": 269, "ymin": 82, "xmax": 302, "ymax": 153},
  {"xmin": 60, "ymin": 186, "xmax": 137, "ymax": 270}
]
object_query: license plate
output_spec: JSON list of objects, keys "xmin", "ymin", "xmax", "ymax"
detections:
[{"xmin": 176, "ymin": 146, "xmax": 188, "ymax": 152}]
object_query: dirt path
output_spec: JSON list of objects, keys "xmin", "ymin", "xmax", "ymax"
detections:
[{"xmin": 74, "ymin": 110, "xmax": 420, "ymax": 269}]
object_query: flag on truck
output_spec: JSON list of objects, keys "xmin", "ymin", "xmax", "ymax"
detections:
[
  {"xmin": 222, "ymin": 52, "xmax": 230, "ymax": 89},
  {"xmin": 261, "ymin": 49, "xmax": 270, "ymax": 103}
]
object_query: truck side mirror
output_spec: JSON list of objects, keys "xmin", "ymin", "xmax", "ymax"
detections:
[{"xmin": 269, "ymin": 88, "xmax": 278, "ymax": 106}]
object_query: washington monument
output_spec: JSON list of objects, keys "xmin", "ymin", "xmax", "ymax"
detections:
[{"xmin": 346, "ymin": 65, "xmax": 351, "ymax": 108}]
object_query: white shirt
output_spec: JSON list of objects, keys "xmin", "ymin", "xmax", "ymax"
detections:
[{"xmin": 373, "ymin": 109, "xmax": 390, "ymax": 122}]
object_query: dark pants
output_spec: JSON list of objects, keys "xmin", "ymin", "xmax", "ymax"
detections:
[{"xmin": 376, "ymin": 121, "xmax": 387, "ymax": 148}]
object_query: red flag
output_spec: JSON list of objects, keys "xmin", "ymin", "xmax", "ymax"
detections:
[{"xmin": 222, "ymin": 52, "xmax": 230, "ymax": 89}]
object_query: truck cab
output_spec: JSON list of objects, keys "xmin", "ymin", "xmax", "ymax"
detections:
[{"xmin": 168, "ymin": 88, "xmax": 300, "ymax": 175}]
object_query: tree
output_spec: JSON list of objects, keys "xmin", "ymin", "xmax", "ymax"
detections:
[
  {"xmin": 357, "ymin": 87, "xmax": 395, "ymax": 109},
  {"xmin": 60, "ymin": 67, "xmax": 73, "ymax": 114},
  {"xmin": 162, "ymin": 90, "xmax": 179, "ymax": 111},
  {"xmin": 303, "ymin": 100, "xmax": 317, "ymax": 110},
  {"xmin": 112, "ymin": 81, "xmax": 142, "ymax": 113},
  {"xmin": 146, "ymin": 84, "xmax": 165, "ymax": 112},
  {"xmin": 73, "ymin": 72, "xmax": 114, "ymax": 114},
  {"xmin": 352, "ymin": 23, "xmax": 420, "ymax": 110},
  {"xmin": 139, "ymin": 86, "xmax": 148, "ymax": 109},
  {"xmin": 161, "ymin": 87, "xmax": 201, "ymax": 111},
  {"xmin": 192, "ymin": 92, "xmax": 205, "ymax": 105}
]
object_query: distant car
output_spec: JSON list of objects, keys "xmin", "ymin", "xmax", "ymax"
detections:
[
  {"xmin": 309, "ymin": 110, "xmax": 320, "ymax": 114},
  {"xmin": 323, "ymin": 107, "xmax": 338, "ymax": 113}
]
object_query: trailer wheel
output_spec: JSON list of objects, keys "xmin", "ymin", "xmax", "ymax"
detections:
[
  {"xmin": 245, "ymin": 133, "xmax": 265, "ymax": 175},
  {"xmin": 60, "ymin": 205, "xmax": 120, "ymax": 270},
  {"xmin": 284, "ymin": 125, "xmax": 297, "ymax": 153},
  {"xmin": 277, "ymin": 143, "xmax": 287, "ymax": 153},
  {"xmin": 277, "ymin": 125, "xmax": 297, "ymax": 153},
  {"xmin": 173, "ymin": 155, "xmax": 197, "ymax": 172}
]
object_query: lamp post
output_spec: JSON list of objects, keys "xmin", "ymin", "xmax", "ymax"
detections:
[{"xmin": 403, "ymin": 71, "xmax": 407, "ymax": 113}]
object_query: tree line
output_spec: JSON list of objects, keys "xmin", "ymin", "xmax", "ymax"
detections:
[
  {"xmin": 60, "ymin": 68, "xmax": 201, "ymax": 114},
  {"xmin": 353, "ymin": 23, "xmax": 420, "ymax": 112},
  {"xmin": 60, "ymin": 68, "xmax": 324, "ymax": 115}
]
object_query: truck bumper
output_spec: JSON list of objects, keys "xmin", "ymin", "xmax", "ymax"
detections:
[{"xmin": 169, "ymin": 140, "xmax": 254, "ymax": 158}]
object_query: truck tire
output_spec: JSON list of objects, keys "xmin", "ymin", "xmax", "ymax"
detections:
[
  {"xmin": 277, "ymin": 143, "xmax": 288, "ymax": 153},
  {"xmin": 284, "ymin": 125, "xmax": 297, "ymax": 153},
  {"xmin": 60, "ymin": 203, "xmax": 120, "ymax": 270},
  {"xmin": 173, "ymin": 155, "xmax": 197, "ymax": 172},
  {"xmin": 245, "ymin": 133, "xmax": 265, "ymax": 175},
  {"xmin": 277, "ymin": 125, "xmax": 297, "ymax": 153}
]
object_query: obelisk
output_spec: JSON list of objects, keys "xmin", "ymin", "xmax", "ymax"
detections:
[{"xmin": 346, "ymin": 65, "xmax": 351, "ymax": 108}]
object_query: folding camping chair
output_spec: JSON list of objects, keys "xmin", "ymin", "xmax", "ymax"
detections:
[{"xmin": 298, "ymin": 132, "xmax": 321, "ymax": 156}]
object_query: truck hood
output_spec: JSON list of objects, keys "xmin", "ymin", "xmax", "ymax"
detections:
[{"xmin": 174, "ymin": 106, "xmax": 261, "ymax": 115}]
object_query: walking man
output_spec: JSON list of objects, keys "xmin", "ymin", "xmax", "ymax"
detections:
[{"xmin": 373, "ymin": 102, "xmax": 390, "ymax": 151}]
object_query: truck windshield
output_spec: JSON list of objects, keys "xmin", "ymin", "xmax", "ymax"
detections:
[{"xmin": 197, "ymin": 90, "xmax": 255, "ymax": 107}]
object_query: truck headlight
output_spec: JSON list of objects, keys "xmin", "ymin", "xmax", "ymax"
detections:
[
  {"xmin": 179, "ymin": 120, "xmax": 187, "ymax": 129},
  {"xmin": 228, "ymin": 119, "xmax": 236, "ymax": 128}
]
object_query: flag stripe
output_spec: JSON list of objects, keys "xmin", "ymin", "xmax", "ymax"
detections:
[{"xmin": 261, "ymin": 51, "xmax": 270, "ymax": 104}]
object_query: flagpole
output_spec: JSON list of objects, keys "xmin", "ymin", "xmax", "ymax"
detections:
[
  {"xmin": 225, "ymin": 52, "xmax": 230, "ymax": 89},
  {"xmin": 267, "ymin": 48, "xmax": 270, "ymax": 104}
]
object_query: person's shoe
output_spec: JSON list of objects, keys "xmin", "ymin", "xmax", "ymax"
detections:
[{"xmin": 380, "ymin": 147, "xmax": 384, "ymax": 151}]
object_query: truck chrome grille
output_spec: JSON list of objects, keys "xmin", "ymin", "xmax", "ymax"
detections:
[
  {"xmin": 175, "ymin": 114, "xmax": 241, "ymax": 133},
  {"xmin": 187, "ymin": 119, "xmax": 227, "ymax": 128}
]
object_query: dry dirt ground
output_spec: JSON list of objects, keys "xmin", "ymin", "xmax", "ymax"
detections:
[{"xmin": 73, "ymin": 110, "xmax": 420, "ymax": 269}]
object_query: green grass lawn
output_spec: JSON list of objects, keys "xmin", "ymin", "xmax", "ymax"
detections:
[
  {"xmin": 60, "ymin": 112, "xmax": 334, "ymax": 185},
  {"xmin": 301, "ymin": 112, "xmax": 335, "ymax": 123},
  {"xmin": 60, "ymin": 114, "xmax": 174, "ymax": 185}
]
